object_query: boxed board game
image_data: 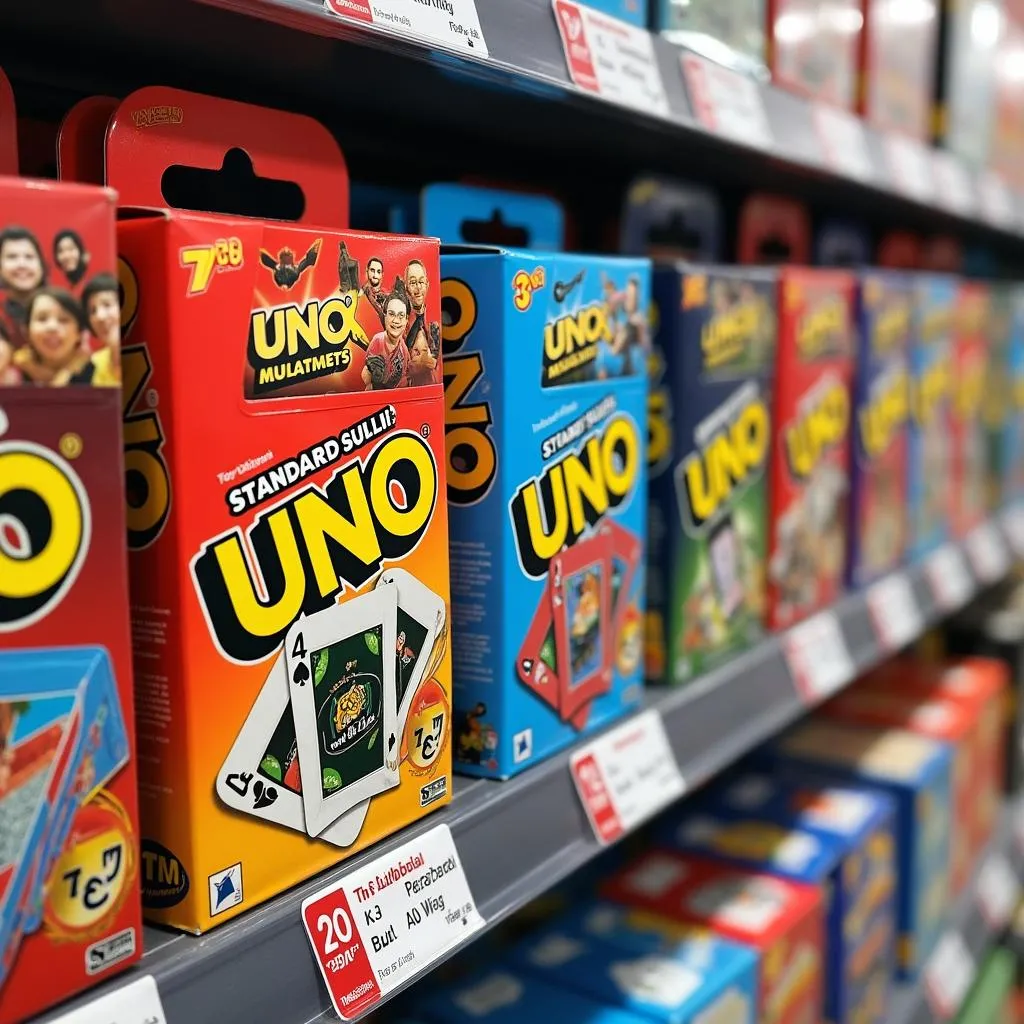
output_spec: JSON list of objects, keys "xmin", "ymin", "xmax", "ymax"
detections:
[
  {"xmin": 646, "ymin": 264, "xmax": 774, "ymax": 686},
  {"xmin": 818, "ymin": 688, "xmax": 982, "ymax": 896},
  {"xmin": 582, "ymin": 0, "xmax": 649, "ymax": 26},
  {"xmin": 766, "ymin": 268, "xmax": 855, "ymax": 631},
  {"xmin": 104, "ymin": 86, "xmax": 453, "ymax": 933},
  {"xmin": 763, "ymin": 720, "xmax": 952, "ymax": 978},
  {"xmin": 425, "ymin": 185, "xmax": 650, "ymax": 778},
  {"xmin": 0, "ymin": 176, "xmax": 140, "ymax": 1023},
  {"xmin": 859, "ymin": 0, "xmax": 940, "ymax": 138},
  {"xmin": 736, "ymin": 195, "xmax": 811, "ymax": 265},
  {"xmin": 510, "ymin": 912, "xmax": 758, "ymax": 1023},
  {"xmin": 767, "ymin": 0, "xmax": 864, "ymax": 108},
  {"xmin": 603, "ymin": 850, "xmax": 824, "ymax": 1024},
  {"xmin": 950, "ymin": 281, "xmax": 990, "ymax": 537},
  {"xmin": 848, "ymin": 271, "xmax": 912, "ymax": 588},
  {"xmin": 907, "ymin": 275, "xmax": 956, "ymax": 561},
  {"xmin": 659, "ymin": 796, "xmax": 896, "ymax": 1024},
  {"xmin": 654, "ymin": 0, "xmax": 769, "ymax": 80}
]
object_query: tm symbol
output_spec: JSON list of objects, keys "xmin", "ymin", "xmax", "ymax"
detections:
[{"xmin": 421, "ymin": 423, "xmax": 431, "ymax": 438}]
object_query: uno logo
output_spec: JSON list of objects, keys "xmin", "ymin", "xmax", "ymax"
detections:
[
  {"xmin": 859, "ymin": 369, "xmax": 908, "ymax": 461},
  {"xmin": 0, "ymin": 440, "xmax": 91, "ymax": 632},
  {"xmin": 442, "ymin": 277, "xmax": 497, "ymax": 506},
  {"xmin": 119, "ymin": 257, "xmax": 171, "ymax": 550},
  {"xmin": 678, "ymin": 393, "xmax": 769, "ymax": 533},
  {"xmin": 510, "ymin": 413, "xmax": 640, "ymax": 578},
  {"xmin": 647, "ymin": 348, "xmax": 673, "ymax": 479},
  {"xmin": 784, "ymin": 379, "xmax": 850, "ymax": 480}
]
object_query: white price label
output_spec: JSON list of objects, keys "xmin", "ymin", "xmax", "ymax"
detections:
[
  {"xmin": 681, "ymin": 53, "xmax": 773, "ymax": 151},
  {"xmin": 931, "ymin": 151, "xmax": 976, "ymax": 217},
  {"xmin": 925, "ymin": 543, "xmax": 974, "ymax": 611},
  {"xmin": 924, "ymin": 930, "xmax": 976, "ymax": 1018},
  {"xmin": 1001, "ymin": 504, "xmax": 1024, "ymax": 557},
  {"xmin": 302, "ymin": 825, "xmax": 484, "ymax": 1020},
  {"xmin": 49, "ymin": 976, "xmax": 166, "ymax": 1024},
  {"xmin": 1015, "ymin": 805, "xmax": 1024, "ymax": 857},
  {"xmin": 571, "ymin": 709, "xmax": 686, "ymax": 845},
  {"xmin": 978, "ymin": 170, "xmax": 1016, "ymax": 228},
  {"xmin": 885, "ymin": 134, "xmax": 935, "ymax": 204},
  {"xmin": 976, "ymin": 853, "xmax": 1020, "ymax": 928},
  {"xmin": 867, "ymin": 574, "xmax": 923, "ymax": 652},
  {"xmin": 966, "ymin": 520, "xmax": 1010, "ymax": 583},
  {"xmin": 323, "ymin": 0, "xmax": 488, "ymax": 56},
  {"xmin": 553, "ymin": 1, "xmax": 669, "ymax": 117},
  {"xmin": 813, "ymin": 104, "xmax": 873, "ymax": 183},
  {"xmin": 784, "ymin": 611, "xmax": 855, "ymax": 704}
]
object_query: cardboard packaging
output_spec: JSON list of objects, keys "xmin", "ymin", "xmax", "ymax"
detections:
[
  {"xmin": 660, "ymin": 791, "xmax": 897, "ymax": 1024},
  {"xmin": 907, "ymin": 275, "xmax": 956, "ymax": 561},
  {"xmin": 429, "ymin": 185, "xmax": 650, "ymax": 778},
  {"xmin": 953, "ymin": 947, "xmax": 1015, "ymax": 1023},
  {"xmin": 992, "ymin": 0, "xmax": 1024, "ymax": 188},
  {"xmin": 582, "ymin": 0, "xmax": 649, "ymax": 26},
  {"xmin": 764, "ymin": 720, "xmax": 952, "ymax": 978},
  {"xmin": 848, "ymin": 271, "xmax": 912, "ymax": 587},
  {"xmin": 950, "ymin": 282, "xmax": 990, "ymax": 537},
  {"xmin": 0, "ymin": 175, "xmax": 141, "ymax": 1021},
  {"xmin": 619, "ymin": 176, "xmax": 722, "ymax": 261},
  {"xmin": 647, "ymin": 264, "xmax": 774, "ymax": 686},
  {"xmin": 859, "ymin": 0, "xmax": 940, "ymax": 138},
  {"xmin": 511, "ymin": 913, "xmax": 759, "ymax": 1023},
  {"xmin": 604, "ymin": 850, "xmax": 824, "ymax": 1024},
  {"xmin": 815, "ymin": 219, "xmax": 871, "ymax": 267},
  {"xmin": 766, "ymin": 268, "xmax": 856, "ymax": 630},
  {"xmin": 654, "ymin": 0, "xmax": 769, "ymax": 80},
  {"xmin": 104, "ymin": 86, "xmax": 452, "ymax": 932},
  {"xmin": 737, "ymin": 195, "xmax": 811, "ymax": 265}
]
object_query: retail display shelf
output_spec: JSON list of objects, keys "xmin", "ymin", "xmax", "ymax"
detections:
[{"xmin": 36, "ymin": 512, "xmax": 1021, "ymax": 1024}]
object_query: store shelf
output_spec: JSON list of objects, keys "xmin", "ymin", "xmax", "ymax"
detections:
[
  {"xmin": 36, "ymin": 512, "xmax": 1021, "ymax": 1024},
  {"xmin": 887, "ymin": 800, "xmax": 1024, "ymax": 1024}
]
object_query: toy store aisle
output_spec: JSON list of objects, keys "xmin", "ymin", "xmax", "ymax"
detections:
[{"xmin": 5, "ymin": 0, "xmax": 1024, "ymax": 1023}]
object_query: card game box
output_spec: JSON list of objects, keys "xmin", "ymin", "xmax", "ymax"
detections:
[
  {"xmin": 603, "ymin": 850, "xmax": 824, "ymax": 1024},
  {"xmin": 768, "ymin": 0, "xmax": 863, "ymax": 108},
  {"xmin": 0, "ymin": 179, "xmax": 140, "ymax": 1022},
  {"xmin": 848, "ymin": 271, "xmax": 912, "ymax": 588},
  {"xmin": 619, "ymin": 176, "xmax": 722, "ymax": 261},
  {"xmin": 736, "ymin": 195, "xmax": 811, "ymax": 265},
  {"xmin": 655, "ymin": 0, "xmax": 769, "ymax": 80},
  {"xmin": 859, "ymin": 0, "xmax": 940, "ymax": 138},
  {"xmin": 647, "ymin": 265, "xmax": 774, "ymax": 686},
  {"xmin": 951, "ymin": 281, "xmax": 990, "ymax": 537},
  {"xmin": 764, "ymin": 720, "xmax": 952, "ymax": 978},
  {"xmin": 1003, "ymin": 287, "xmax": 1024, "ymax": 505},
  {"xmin": 425, "ymin": 185, "xmax": 649, "ymax": 778},
  {"xmin": 907, "ymin": 275, "xmax": 956, "ymax": 561},
  {"xmin": 582, "ymin": 0, "xmax": 649, "ymax": 26},
  {"xmin": 815, "ymin": 218, "xmax": 871, "ymax": 267},
  {"xmin": 103, "ymin": 87, "xmax": 452, "ymax": 932},
  {"xmin": 767, "ymin": 268, "xmax": 855, "ymax": 631},
  {"xmin": 511, "ymin": 913, "xmax": 758, "ymax": 1023},
  {"xmin": 983, "ymin": 284, "xmax": 1014, "ymax": 511}
]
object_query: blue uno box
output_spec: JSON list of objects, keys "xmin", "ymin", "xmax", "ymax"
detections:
[
  {"xmin": 763, "ymin": 720, "xmax": 952, "ymax": 980},
  {"xmin": 419, "ymin": 969, "xmax": 649, "ymax": 1024},
  {"xmin": 847, "ymin": 271, "xmax": 913, "ymax": 588},
  {"xmin": 510, "ymin": 915, "xmax": 758, "ymax": 1023},
  {"xmin": 426, "ymin": 185, "xmax": 650, "ymax": 778},
  {"xmin": 664, "ymin": 780, "xmax": 897, "ymax": 1024},
  {"xmin": 907, "ymin": 274, "xmax": 956, "ymax": 562}
]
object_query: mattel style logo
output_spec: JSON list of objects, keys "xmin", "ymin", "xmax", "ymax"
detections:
[
  {"xmin": 209, "ymin": 862, "xmax": 243, "ymax": 917},
  {"xmin": 85, "ymin": 928, "xmax": 137, "ymax": 975},
  {"xmin": 420, "ymin": 777, "xmax": 448, "ymax": 807}
]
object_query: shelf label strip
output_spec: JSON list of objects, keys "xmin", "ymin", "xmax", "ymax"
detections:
[
  {"xmin": 867, "ymin": 573, "xmax": 922, "ymax": 652},
  {"xmin": 784, "ymin": 610, "xmax": 855, "ymax": 704},
  {"xmin": 680, "ymin": 52, "xmax": 773, "ymax": 151},
  {"xmin": 965, "ymin": 520, "xmax": 1010, "ymax": 584},
  {"xmin": 48, "ymin": 975, "xmax": 166, "ymax": 1024},
  {"xmin": 813, "ymin": 103, "xmax": 873, "ymax": 184},
  {"xmin": 925, "ymin": 543, "xmax": 975, "ymax": 611},
  {"xmin": 323, "ymin": 0, "xmax": 489, "ymax": 58},
  {"xmin": 924, "ymin": 929, "xmax": 976, "ymax": 1019},
  {"xmin": 302, "ymin": 824, "xmax": 484, "ymax": 1020}
]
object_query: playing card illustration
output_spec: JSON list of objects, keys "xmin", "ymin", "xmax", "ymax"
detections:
[
  {"xmin": 708, "ymin": 516, "xmax": 745, "ymax": 620},
  {"xmin": 516, "ymin": 575, "xmax": 562, "ymax": 711}
]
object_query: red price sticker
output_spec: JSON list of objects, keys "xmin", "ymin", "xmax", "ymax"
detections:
[
  {"xmin": 302, "ymin": 825, "xmax": 484, "ymax": 1020},
  {"xmin": 681, "ymin": 53, "xmax": 773, "ymax": 151},
  {"xmin": 924, "ymin": 930, "xmax": 975, "ymax": 1019},
  {"xmin": 925, "ymin": 543, "xmax": 974, "ymax": 611},
  {"xmin": 571, "ymin": 709, "xmax": 685, "ymax": 845},
  {"xmin": 813, "ymin": 104, "xmax": 873, "ymax": 183},
  {"xmin": 784, "ymin": 611, "xmax": 854, "ymax": 704},
  {"xmin": 885, "ymin": 134, "xmax": 935, "ymax": 204},
  {"xmin": 965, "ymin": 520, "xmax": 1010, "ymax": 583},
  {"xmin": 867, "ymin": 573, "xmax": 922, "ymax": 652},
  {"xmin": 975, "ymin": 853, "xmax": 1020, "ymax": 928}
]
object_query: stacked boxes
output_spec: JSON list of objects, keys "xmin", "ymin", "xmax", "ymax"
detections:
[{"xmin": 647, "ymin": 265, "xmax": 774, "ymax": 686}]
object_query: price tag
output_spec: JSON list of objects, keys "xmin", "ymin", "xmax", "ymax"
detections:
[
  {"xmin": 931, "ymin": 151, "xmax": 976, "ymax": 217},
  {"xmin": 302, "ymin": 825, "xmax": 484, "ymax": 1020},
  {"xmin": 784, "ymin": 610, "xmax": 855, "ymax": 704},
  {"xmin": 49, "ymin": 976, "xmax": 166, "ymax": 1024},
  {"xmin": 1001, "ymin": 503, "xmax": 1024, "ymax": 557},
  {"xmin": 681, "ymin": 53, "xmax": 773, "ymax": 151},
  {"xmin": 925, "ymin": 543, "xmax": 974, "ymax": 611},
  {"xmin": 867, "ymin": 573, "xmax": 923, "ymax": 652},
  {"xmin": 552, "ymin": 0, "xmax": 669, "ymax": 117},
  {"xmin": 924, "ymin": 930, "xmax": 976, "ymax": 1018},
  {"xmin": 978, "ymin": 170, "xmax": 1015, "ymax": 228},
  {"xmin": 813, "ymin": 104, "xmax": 873, "ymax": 183},
  {"xmin": 570, "ymin": 708, "xmax": 686, "ymax": 845},
  {"xmin": 324, "ymin": 0, "xmax": 488, "ymax": 56},
  {"xmin": 976, "ymin": 853, "xmax": 1020, "ymax": 928},
  {"xmin": 1015, "ymin": 804, "xmax": 1024, "ymax": 857},
  {"xmin": 884, "ymin": 134, "xmax": 935, "ymax": 204},
  {"xmin": 966, "ymin": 520, "xmax": 1010, "ymax": 583}
]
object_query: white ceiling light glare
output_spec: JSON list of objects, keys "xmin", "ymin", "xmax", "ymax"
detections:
[{"xmin": 971, "ymin": 0, "xmax": 1003, "ymax": 48}]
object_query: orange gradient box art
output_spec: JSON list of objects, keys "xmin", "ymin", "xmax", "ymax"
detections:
[{"xmin": 106, "ymin": 87, "xmax": 451, "ymax": 932}]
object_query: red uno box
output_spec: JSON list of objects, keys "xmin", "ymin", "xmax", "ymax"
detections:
[
  {"xmin": 767, "ymin": 268, "xmax": 856, "ymax": 630},
  {"xmin": 604, "ymin": 850, "xmax": 824, "ymax": 1024}
]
